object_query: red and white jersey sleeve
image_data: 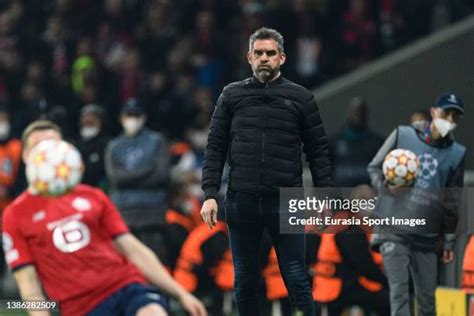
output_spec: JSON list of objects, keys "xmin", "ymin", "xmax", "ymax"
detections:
[
  {"xmin": 95, "ymin": 189, "xmax": 129, "ymax": 238},
  {"xmin": 2, "ymin": 201, "xmax": 34, "ymax": 269}
]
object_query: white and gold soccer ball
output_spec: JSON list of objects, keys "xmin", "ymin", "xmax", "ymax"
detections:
[
  {"xmin": 383, "ymin": 149, "xmax": 420, "ymax": 187},
  {"xmin": 26, "ymin": 139, "xmax": 83, "ymax": 196}
]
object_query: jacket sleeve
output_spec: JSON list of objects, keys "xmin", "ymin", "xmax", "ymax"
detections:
[
  {"xmin": 301, "ymin": 95, "xmax": 333, "ymax": 187},
  {"xmin": 367, "ymin": 128, "xmax": 397, "ymax": 191},
  {"xmin": 201, "ymin": 91, "xmax": 232, "ymax": 200}
]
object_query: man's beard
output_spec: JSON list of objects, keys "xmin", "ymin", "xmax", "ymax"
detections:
[{"xmin": 256, "ymin": 66, "xmax": 278, "ymax": 82}]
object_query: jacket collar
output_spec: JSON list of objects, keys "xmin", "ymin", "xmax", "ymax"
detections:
[{"xmin": 251, "ymin": 74, "xmax": 284, "ymax": 86}]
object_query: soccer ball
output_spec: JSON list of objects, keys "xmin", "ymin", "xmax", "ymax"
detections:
[
  {"xmin": 382, "ymin": 149, "xmax": 420, "ymax": 187},
  {"xmin": 26, "ymin": 139, "xmax": 83, "ymax": 196}
]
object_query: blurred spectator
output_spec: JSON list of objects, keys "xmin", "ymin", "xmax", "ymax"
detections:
[
  {"xmin": 310, "ymin": 186, "xmax": 389, "ymax": 315},
  {"xmin": 47, "ymin": 104, "xmax": 75, "ymax": 140},
  {"xmin": 16, "ymin": 91, "xmax": 52, "ymax": 136},
  {"xmin": 329, "ymin": 97, "xmax": 383, "ymax": 187},
  {"xmin": 25, "ymin": 61, "xmax": 46, "ymax": 91},
  {"xmin": 0, "ymin": 7, "xmax": 23, "ymax": 101},
  {"xmin": 410, "ymin": 109, "xmax": 430, "ymax": 124},
  {"xmin": 0, "ymin": 105, "xmax": 21, "ymax": 210},
  {"xmin": 462, "ymin": 235, "xmax": 474, "ymax": 293},
  {"xmin": 174, "ymin": 217, "xmax": 233, "ymax": 315},
  {"xmin": 138, "ymin": 1, "xmax": 176, "ymax": 71},
  {"xmin": 186, "ymin": 87, "xmax": 213, "ymax": 161},
  {"xmin": 295, "ymin": 35, "xmax": 323, "ymax": 87},
  {"xmin": 105, "ymin": 98, "xmax": 170, "ymax": 257},
  {"xmin": 74, "ymin": 104, "xmax": 109, "ymax": 189},
  {"xmin": 291, "ymin": 0, "xmax": 328, "ymax": 87},
  {"xmin": 118, "ymin": 47, "xmax": 142, "ymax": 102},
  {"xmin": 341, "ymin": 0, "xmax": 376, "ymax": 71},
  {"xmin": 377, "ymin": 0, "xmax": 406, "ymax": 52},
  {"xmin": 0, "ymin": 105, "xmax": 21, "ymax": 276},
  {"xmin": 169, "ymin": 141, "xmax": 198, "ymax": 184},
  {"xmin": 163, "ymin": 181, "xmax": 200, "ymax": 271},
  {"xmin": 0, "ymin": 0, "xmax": 469, "ymax": 147},
  {"xmin": 191, "ymin": 10, "xmax": 227, "ymax": 96},
  {"xmin": 262, "ymin": 246, "xmax": 291, "ymax": 316},
  {"xmin": 71, "ymin": 55, "xmax": 96, "ymax": 94},
  {"xmin": 397, "ymin": 0, "xmax": 435, "ymax": 43},
  {"xmin": 141, "ymin": 69, "xmax": 196, "ymax": 140}
]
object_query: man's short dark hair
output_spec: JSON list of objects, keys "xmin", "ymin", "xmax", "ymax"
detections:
[
  {"xmin": 249, "ymin": 27, "xmax": 284, "ymax": 53},
  {"xmin": 22, "ymin": 120, "xmax": 62, "ymax": 146}
]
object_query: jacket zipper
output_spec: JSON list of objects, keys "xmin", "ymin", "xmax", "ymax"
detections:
[{"xmin": 260, "ymin": 83, "xmax": 269, "ymax": 184}]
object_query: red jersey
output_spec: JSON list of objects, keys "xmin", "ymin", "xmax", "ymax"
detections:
[{"xmin": 2, "ymin": 184, "xmax": 147, "ymax": 315}]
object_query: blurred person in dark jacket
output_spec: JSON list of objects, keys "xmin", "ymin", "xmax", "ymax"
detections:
[
  {"xmin": 462, "ymin": 235, "xmax": 474, "ymax": 293},
  {"xmin": 0, "ymin": 105, "xmax": 22, "ymax": 275},
  {"xmin": 261, "ymin": 245, "xmax": 291, "ymax": 316},
  {"xmin": 174, "ymin": 213, "xmax": 233, "ymax": 316},
  {"xmin": 341, "ymin": 0, "xmax": 376, "ymax": 71},
  {"xmin": 163, "ymin": 181, "xmax": 200, "ymax": 272},
  {"xmin": 329, "ymin": 97, "xmax": 383, "ymax": 187},
  {"xmin": 0, "ymin": 106, "xmax": 21, "ymax": 205},
  {"xmin": 105, "ymin": 98, "xmax": 170, "ymax": 257},
  {"xmin": 141, "ymin": 69, "xmax": 196, "ymax": 140},
  {"xmin": 309, "ymin": 185, "xmax": 389, "ymax": 315},
  {"xmin": 74, "ymin": 104, "xmax": 109, "ymax": 189}
]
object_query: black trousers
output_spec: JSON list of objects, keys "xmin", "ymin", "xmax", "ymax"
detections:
[{"xmin": 225, "ymin": 190, "xmax": 314, "ymax": 316}]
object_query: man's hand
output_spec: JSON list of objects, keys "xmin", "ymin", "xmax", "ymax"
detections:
[
  {"xmin": 442, "ymin": 250, "xmax": 454, "ymax": 264},
  {"xmin": 200, "ymin": 199, "xmax": 218, "ymax": 229},
  {"xmin": 13, "ymin": 266, "xmax": 51, "ymax": 316},
  {"xmin": 178, "ymin": 291, "xmax": 207, "ymax": 316}
]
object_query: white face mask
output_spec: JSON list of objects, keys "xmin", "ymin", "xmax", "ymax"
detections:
[
  {"xmin": 0, "ymin": 122, "xmax": 10, "ymax": 140},
  {"xmin": 80, "ymin": 126, "xmax": 100, "ymax": 140},
  {"xmin": 433, "ymin": 117, "xmax": 457, "ymax": 137},
  {"xmin": 122, "ymin": 117, "xmax": 144, "ymax": 136}
]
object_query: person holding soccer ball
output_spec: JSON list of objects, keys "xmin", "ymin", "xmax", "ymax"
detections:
[
  {"xmin": 367, "ymin": 93, "xmax": 466, "ymax": 316},
  {"xmin": 2, "ymin": 120, "xmax": 207, "ymax": 316}
]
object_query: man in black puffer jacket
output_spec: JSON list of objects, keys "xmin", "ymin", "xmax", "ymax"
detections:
[{"xmin": 201, "ymin": 27, "xmax": 332, "ymax": 316}]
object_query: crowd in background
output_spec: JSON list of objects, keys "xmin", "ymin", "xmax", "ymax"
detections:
[
  {"xmin": 1, "ymin": 0, "xmax": 473, "ymax": 142},
  {"xmin": 1, "ymin": 0, "xmax": 473, "ymax": 315}
]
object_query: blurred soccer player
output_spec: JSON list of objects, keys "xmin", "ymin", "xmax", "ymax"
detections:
[{"xmin": 2, "ymin": 120, "xmax": 207, "ymax": 316}]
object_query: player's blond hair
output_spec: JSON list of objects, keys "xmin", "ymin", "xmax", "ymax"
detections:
[{"xmin": 21, "ymin": 120, "xmax": 62, "ymax": 147}]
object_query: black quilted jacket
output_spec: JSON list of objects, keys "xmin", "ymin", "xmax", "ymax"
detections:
[{"xmin": 202, "ymin": 76, "xmax": 333, "ymax": 199}]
